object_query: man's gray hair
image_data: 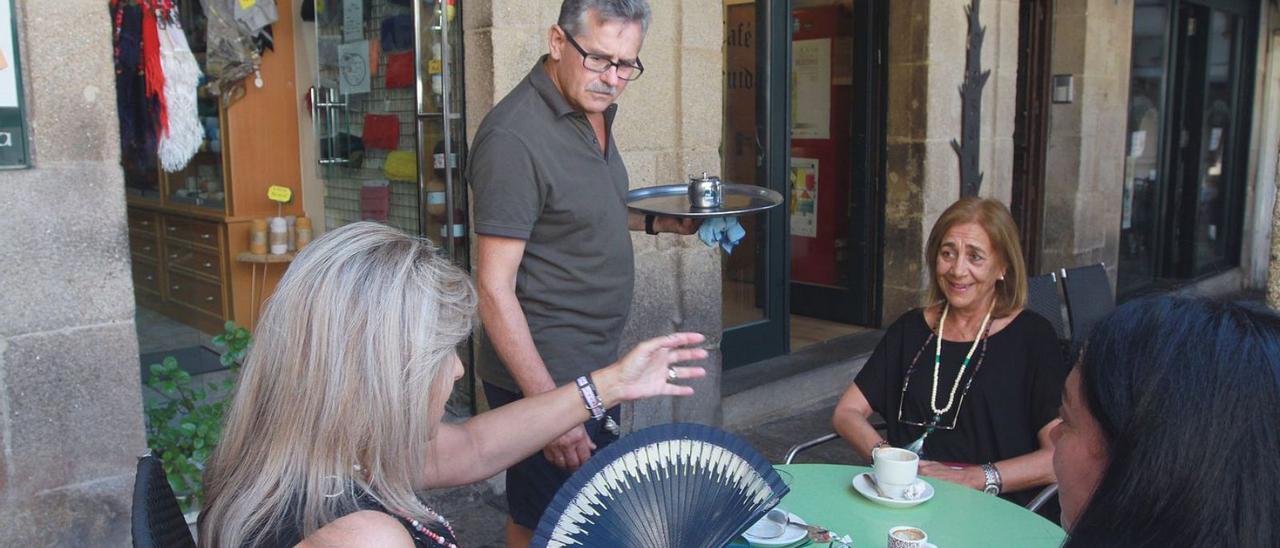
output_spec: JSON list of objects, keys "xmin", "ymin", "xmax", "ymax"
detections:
[{"xmin": 558, "ymin": 0, "xmax": 651, "ymax": 37}]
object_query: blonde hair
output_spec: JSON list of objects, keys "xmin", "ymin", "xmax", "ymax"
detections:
[
  {"xmin": 924, "ymin": 197, "xmax": 1027, "ymax": 318},
  {"xmin": 198, "ymin": 222, "xmax": 476, "ymax": 547}
]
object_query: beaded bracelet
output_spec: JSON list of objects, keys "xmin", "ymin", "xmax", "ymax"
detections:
[{"xmin": 575, "ymin": 375, "xmax": 606, "ymax": 421}]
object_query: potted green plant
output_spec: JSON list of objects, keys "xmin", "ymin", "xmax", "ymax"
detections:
[{"xmin": 143, "ymin": 321, "xmax": 251, "ymax": 516}]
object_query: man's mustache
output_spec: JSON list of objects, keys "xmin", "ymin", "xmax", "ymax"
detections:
[{"xmin": 586, "ymin": 83, "xmax": 618, "ymax": 96}]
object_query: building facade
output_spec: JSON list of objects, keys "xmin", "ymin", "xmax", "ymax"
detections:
[{"xmin": 1, "ymin": 0, "xmax": 1278, "ymax": 542}]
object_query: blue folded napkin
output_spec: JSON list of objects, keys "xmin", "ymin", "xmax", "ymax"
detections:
[{"xmin": 698, "ymin": 216, "xmax": 747, "ymax": 254}]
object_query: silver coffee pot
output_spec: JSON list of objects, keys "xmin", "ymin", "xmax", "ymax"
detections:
[{"xmin": 688, "ymin": 173, "xmax": 723, "ymax": 209}]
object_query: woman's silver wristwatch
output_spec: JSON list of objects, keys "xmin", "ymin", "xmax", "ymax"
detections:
[{"xmin": 981, "ymin": 462, "xmax": 1002, "ymax": 495}]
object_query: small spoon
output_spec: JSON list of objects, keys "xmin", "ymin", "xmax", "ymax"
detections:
[
  {"xmin": 764, "ymin": 509, "xmax": 829, "ymax": 538},
  {"xmin": 864, "ymin": 473, "xmax": 892, "ymax": 499}
]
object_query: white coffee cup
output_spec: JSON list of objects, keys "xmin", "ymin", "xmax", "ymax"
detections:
[
  {"xmin": 887, "ymin": 526, "xmax": 937, "ymax": 548},
  {"xmin": 872, "ymin": 447, "xmax": 920, "ymax": 499}
]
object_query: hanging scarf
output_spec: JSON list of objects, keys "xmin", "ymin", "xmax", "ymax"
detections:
[
  {"xmin": 141, "ymin": 0, "xmax": 168, "ymax": 135},
  {"xmin": 157, "ymin": 9, "xmax": 205, "ymax": 172},
  {"xmin": 112, "ymin": 1, "xmax": 158, "ymax": 177}
]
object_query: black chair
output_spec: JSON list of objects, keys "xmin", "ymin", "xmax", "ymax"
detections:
[
  {"xmin": 132, "ymin": 453, "xmax": 197, "ymax": 548},
  {"xmin": 1025, "ymin": 272, "xmax": 1068, "ymax": 341},
  {"xmin": 1060, "ymin": 263, "xmax": 1115, "ymax": 346}
]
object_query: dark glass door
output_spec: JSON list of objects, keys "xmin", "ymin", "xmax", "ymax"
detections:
[
  {"xmin": 721, "ymin": 0, "xmax": 790, "ymax": 368},
  {"xmin": 1117, "ymin": 0, "xmax": 1255, "ymax": 297},
  {"xmin": 1168, "ymin": 3, "xmax": 1246, "ymax": 278},
  {"xmin": 1118, "ymin": 0, "xmax": 1172, "ymax": 294},
  {"xmin": 787, "ymin": 0, "xmax": 885, "ymax": 331}
]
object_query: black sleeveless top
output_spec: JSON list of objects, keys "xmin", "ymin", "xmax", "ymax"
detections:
[{"xmin": 253, "ymin": 493, "xmax": 458, "ymax": 548}]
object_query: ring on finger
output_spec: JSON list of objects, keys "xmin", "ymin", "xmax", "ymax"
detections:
[{"xmin": 666, "ymin": 366, "xmax": 679, "ymax": 383}]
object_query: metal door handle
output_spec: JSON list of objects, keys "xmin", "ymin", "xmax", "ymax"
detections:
[
  {"xmin": 203, "ymin": 262, "xmax": 213, "ymax": 269},
  {"xmin": 205, "ymin": 296, "xmax": 215, "ymax": 303},
  {"xmin": 201, "ymin": 233, "xmax": 211, "ymax": 240}
]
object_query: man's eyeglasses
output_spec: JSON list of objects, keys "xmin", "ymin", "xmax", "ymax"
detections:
[{"xmin": 560, "ymin": 28, "xmax": 644, "ymax": 81}]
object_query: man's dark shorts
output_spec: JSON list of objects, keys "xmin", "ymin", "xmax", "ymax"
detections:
[{"xmin": 482, "ymin": 382, "xmax": 621, "ymax": 529}]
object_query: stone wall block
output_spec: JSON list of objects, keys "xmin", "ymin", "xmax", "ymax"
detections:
[
  {"xmin": 463, "ymin": 30, "xmax": 496, "ymax": 141},
  {"xmin": 621, "ymin": 149, "xmax": 659, "ymax": 188},
  {"xmin": 680, "ymin": 0, "xmax": 723, "ymax": 50},
  {"xmin": 680, "ymin": 47, "xmax": 724, "ymax": 148},
  {"xmin": 2, "ymin": 322, "xmax": 147, "ymax": 495},
  {"xmin": 680, "ymin": 147, "xmax": 723, "ymax": 183},
  {"xmin": 615, "ymin": 45, "xmax": 679, "ymax": 150},
  {"xmin": 0, "ymin": 164, "xmax": 134, "ymax": 337},
  {"xmin": 925, "ymin": 59, "xmax": 964, "ymax": 144},
  {"xmin": 641, "ymin": 0, "xmax": 680, "ymax": 48},
  {"xmin": 0, "ymin": 474, "xmax": 133, "ymax": 547},
  {"xmin": 20, "ymin": 2, "xmax": 119, "ymax": 164},
  {"xmin": 1049, "ymin": 99, "xmax": 1084, "ymax": 138},
  {"xmin": 1051, "ymin": 14, "xmax": 1088, "ymax": 73},
  {"xmin": 887, "ymin": 63, "xmax": 929, "ymax": 141},
  {"xmin": 490, "ymin": 31, "xmax": 548, "ymax": 101},
  {"xmin": 924, "ymin": 139, "xmax": 962, "ymax": 207},
  {"xmin": 888, "ymin": 0, "xmax": 929, "ymax": 64}
]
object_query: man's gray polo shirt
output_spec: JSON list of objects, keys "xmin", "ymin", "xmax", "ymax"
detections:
[{"xmin": 468, "ymin": 57, "xmax": 634, "ymax": 393}]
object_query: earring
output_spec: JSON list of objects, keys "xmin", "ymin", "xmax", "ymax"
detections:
[{"xmin": 321, "ymin": 475, "xmax": 346, "ymax": 498}]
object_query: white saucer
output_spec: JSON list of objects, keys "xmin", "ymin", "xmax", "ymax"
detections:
[
  {"xmin": 851, "ymin": 473, "xmax": 934, "ymax": 508},
  {"xmin": 742, "ymin": 510, "xmax": 809, "ymax": 547}
]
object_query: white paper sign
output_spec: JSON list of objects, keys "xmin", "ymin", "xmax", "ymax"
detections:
[
  {"xmin": 343, "ymin": 0, "xmax": 364, "ymax": 42},
  {"xmin": 338, "ymin": 40, "xmax": 371, "ymax": 96},
  {"xmin": 791, "ymin": 39, "xmax": 831, "ymax": 140}
]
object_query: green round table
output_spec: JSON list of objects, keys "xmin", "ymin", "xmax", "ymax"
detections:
[{"xmin": 759, "ymin": 464, "xmax": 1066, "ymax": 548}]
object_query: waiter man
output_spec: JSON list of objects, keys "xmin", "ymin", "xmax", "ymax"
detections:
[{"xmin": 466, "ymin": 1, "xmax": 697, "ymax": 546}]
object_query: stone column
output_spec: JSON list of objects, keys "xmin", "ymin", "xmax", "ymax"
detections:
[
  {"xmin": 0, "ymin": 1, "xmax": 149, "ymax": 545},
  {"xmin": 1038, "ymin": 0, "xmax": 1133, "ymax": 281},
  {"xmin": 881, "ymin": 0, "xmax": 1020, "ymax": 324},
  {"xmin": 463, "ymin": 1, "xmax": 725, "ymax": 427}
]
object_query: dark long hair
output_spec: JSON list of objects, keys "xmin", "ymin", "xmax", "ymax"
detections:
[{"xmin": 1065, "ymin": 297, "xmax": 1280, "ymax": 547}]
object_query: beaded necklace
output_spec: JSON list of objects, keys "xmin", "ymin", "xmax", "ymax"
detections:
[
  {"xmin": 395, "ymin": 510, "xmax": 458, "ymax": 548},
  {"xmin": 930, "ymin": 302, "xmax": 993, "ymax": 416},
  {"xmin": 900, "ymin": 301, "xmax": 995, "ymax": 455}
]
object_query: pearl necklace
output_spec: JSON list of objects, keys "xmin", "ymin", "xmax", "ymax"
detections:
[{"xmin": 930, "ymin": 301, "xmax": 994, "ymax": 416}]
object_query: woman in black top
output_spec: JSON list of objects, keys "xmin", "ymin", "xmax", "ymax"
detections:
[
  {"xmin": 833, "ymin": 198, "xmax": 1066, "ymax": 506},
  {"xmin": 197, "ymin": 223, "xmax": 708, "ymax": 548}
]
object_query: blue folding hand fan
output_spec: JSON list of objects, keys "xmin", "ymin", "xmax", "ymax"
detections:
[{"xmin": 532, "ymin": 422, "xmax": 790, "ymax": 548}]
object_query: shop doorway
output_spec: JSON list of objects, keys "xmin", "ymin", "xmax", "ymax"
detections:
[
  {"xmin": 1117, "ymin": 0, "xmax": 1257, "ymax": 296},
  {"xmin": 1012, "ymin": 0, "xmax": 1053, "ymax": 274},
  {"xmin": 308, "ymin": 0, "xmax": 475, "ymax": 412},
  {"xmin": 721, "ymin": 0, "xmax": 886, "ymax": 367}
]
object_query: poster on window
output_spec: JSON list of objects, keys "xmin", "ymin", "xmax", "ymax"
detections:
[
  {"xmin": 791, "ymin": 39, "xmax": 830, "ymax": 139},
  {"xmin": 790, "ymin": 157, "xmax": 819, "ymax": 238}
]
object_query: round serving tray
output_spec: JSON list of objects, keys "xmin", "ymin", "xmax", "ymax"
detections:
[{"xmin": 626, "ymin": 183, "xmax": 784, "ymax": 218}]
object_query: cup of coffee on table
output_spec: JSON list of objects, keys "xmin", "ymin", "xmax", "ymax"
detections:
[
  {"xmin": 887, "ymin": 526, "xmax": 936, "ymax": 548},
  {"xmin": 872, "ymin": 447, "xmax": 919, "ymax": 499}
]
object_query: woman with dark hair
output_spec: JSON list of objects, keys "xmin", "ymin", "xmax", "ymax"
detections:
[
  {"xmin": 1054, "ymin": 297, "xmax": 1280, "ymax": 546},
  {"xmin": 833, "ymin": 198, "xmax": 1066, "ymax": 506}
]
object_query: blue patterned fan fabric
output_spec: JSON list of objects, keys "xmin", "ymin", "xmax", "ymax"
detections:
[{"xmin": 532, "ymin": 423, "xmax": 790, "ymax": 548}]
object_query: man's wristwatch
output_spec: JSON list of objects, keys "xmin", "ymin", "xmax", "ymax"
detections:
[
  {"xmin": 981, "ymin": 462, "xmax": 1003, "ymax": 495},
  {"xmin": 644, "ymin": 214, "xmax": 658, "ymax": 235}
]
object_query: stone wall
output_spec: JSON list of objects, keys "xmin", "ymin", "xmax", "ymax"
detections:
[
  {"xmin": 881, "ymin": 0, "xmax": 1021, "ymax": 325},
  {"xmin": 463, "ymin": 1, "xmax": 725, "ymax": 427},
  {"xmin": 1038, "ymin": 0, "xmax": 1133, "ymax": 281},
  {"xmin": 0, "ymin": 2, "xmax": 148, "ymax": 545}
]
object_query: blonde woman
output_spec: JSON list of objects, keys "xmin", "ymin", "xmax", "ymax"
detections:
[{"xmin": 197, "ymin": 222, "xmax": 707, "ymax": 547}]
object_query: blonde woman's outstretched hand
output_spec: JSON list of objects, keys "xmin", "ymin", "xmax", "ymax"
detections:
[{"xmin": 595, "ymin": 332, "xmax": 709, "ymax": 404}]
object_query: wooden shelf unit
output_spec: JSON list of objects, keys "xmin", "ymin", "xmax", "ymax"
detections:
[{"xmin": 126, "ymin": 0, "xmax": 303, "ymax": 334}]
